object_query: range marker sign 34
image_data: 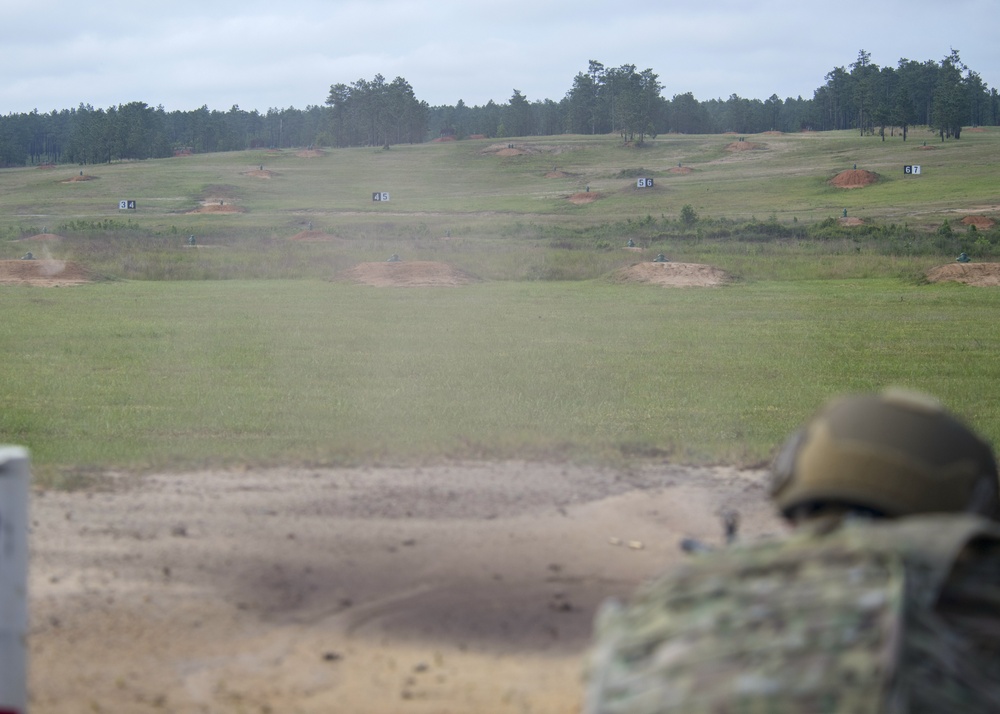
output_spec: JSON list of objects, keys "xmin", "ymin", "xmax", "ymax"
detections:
[{"xmin": 118, "ymin": 199, "xmax": 137, "ymax": 210}]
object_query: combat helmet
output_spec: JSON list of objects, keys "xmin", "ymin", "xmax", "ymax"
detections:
[{"xmin": 770, "ymin": 389, "xmax": 999, "ymax": 521}]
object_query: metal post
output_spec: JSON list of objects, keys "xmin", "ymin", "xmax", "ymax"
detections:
[{"xmin": 0, "ymin": 447, "xmax": 29, "ymax": 714}]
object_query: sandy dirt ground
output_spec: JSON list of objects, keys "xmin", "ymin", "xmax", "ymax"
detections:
[
  {"xmin": 610, "ymin": 262, "xmax": 732, "ymax": 287},
  {"xmin": 926, "ymin": 262, "xmax": 1000, "ymax": 286},
  {"xmin": 337, "ymin": 262, "xmax": 480, "ymax": 288},
  {"xmin": 0, "ymin": 259, "xmax": 92, "ymax": 287},
  {"xmin": 27, "ymin": 462, "xmax": 785, "ymax": 713}
]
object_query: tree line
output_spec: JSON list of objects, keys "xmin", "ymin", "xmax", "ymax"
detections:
[
  {"xmin": 431, "ymin": 51, "xmax": 996, "ymax": 142},
  {"xmin": 0, "ymin": 102, "xmax": 333, "ymax": 166},
  {"xmin": 0, "ymin": 50, "xmax": 995, "ymax": 167}
]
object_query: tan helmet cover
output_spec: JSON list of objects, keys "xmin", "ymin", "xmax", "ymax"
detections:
[{"xmin": 771, "ymin": 390, "xmax": 999, "ymax": 520}]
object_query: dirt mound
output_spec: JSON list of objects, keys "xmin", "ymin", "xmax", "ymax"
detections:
[
  {"xmin": 611, "ymin": 262, "xmax": 732, "ymax": 287},
  {"xmin": 839, "ymin": 217, "xmax": 865, "ymax": 226},
  {"xmin": 568, "ymin": 192, "xmax": 600, "ymax": 204},
  {"xmin": 919, "ymin": 144, "xmax": 937, "ymax": 150},
  {"xmin": 0, "ymin": 259, "xmax": 93, "ymax": 286},
  {"xmin": 187, "ymin": 202, "xmax": 246, "ymax": 214},
  {"xmin": 242, "ymin": 169, "xmax": 274, "ymax": 178},
  {"xmin": 725, "ymin": 141, "xmax": 764, "ymax": 152},
  {"xmin": 295, "ymin": 149, "xmax": 323, "ymax": 158},
  {"xmin": 667, "ymin": 166, "xmax": 694, "ymax": 174},
  {"xmin": 961, "ymin": 215, "xmax": 996, "ymax": 229},
  {"xmin": 926, "ymin": 262, "xmax": 1000, "ymax": 286},
  {"xmin": 338, "ymin": 261, "xmax": 479, "ymax": 287},
  {"xmin": 289, "ymin": 230, "xmax": 339, "ymax": 242},
  {"xmin": 482, "ymin": 143, "xmax": 575, "ymax": 157},
  {"xmin": 60, "ymin": 174, "xmax": 97, "ymax": 183},
  {"xmin": 20, "ymin": 233, "xmax": 64, "ymax": 242},
  {"xmin": 831, "ymin": 169, "xmax": 879, "ymax": 188}
]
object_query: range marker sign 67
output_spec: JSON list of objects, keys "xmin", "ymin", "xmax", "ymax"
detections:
[{"xmin": 903, "ymin": 165, "xmax": 922, "ymax": 175}]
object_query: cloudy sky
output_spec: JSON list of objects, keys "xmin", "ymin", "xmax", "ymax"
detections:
[{"xmin": 3, "ymin": 0, "xmax": 997, "ymax": 114}]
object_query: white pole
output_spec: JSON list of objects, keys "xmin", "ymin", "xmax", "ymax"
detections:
[{"xmin": 0, "ymin": 447, "xmax": 29, "ymax": 714}]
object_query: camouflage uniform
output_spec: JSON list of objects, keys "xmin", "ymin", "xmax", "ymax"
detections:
[
  {"xmin": 585, "ymin": 514, "xmax": 1000, "ymax": 713},
  {"xmin": 585, "ymin": 391, "xmax": 1000, "ymax": 713}
]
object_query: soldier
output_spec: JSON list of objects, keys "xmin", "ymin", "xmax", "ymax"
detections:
[{"xmin": 584, "ymin": 389, "xmax": 1000, "ymax": 713}]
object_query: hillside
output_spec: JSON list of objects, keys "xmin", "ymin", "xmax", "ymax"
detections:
[{"xmin": 2, "ymin": 129, "xmax": 998, "ymax": 281}]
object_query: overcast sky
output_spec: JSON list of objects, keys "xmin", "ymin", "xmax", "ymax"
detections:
[{"xmin": 3, "ymin": 0, "xmax": 997, "ymax": 115}]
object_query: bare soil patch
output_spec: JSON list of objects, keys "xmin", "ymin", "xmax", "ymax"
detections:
[
  {"xmin": 28, "ymin": 461, "xmax": 781, "ymax": 714},
  {"xmin": 19, "ymin": 233, "xmax": 64, "ymax": 242},
  {"xmin": 839, "ymin": 217, "xmax": 865, "ymax": 226},
  {"xmin": 568, "ymin": 192, "xmax": 600, "ymax": 205},
  {"xmin": 60, "ymin": 174, "xmax": 97, "ymax": 183},
  {"xmin": 337, "ymin": 261, "xmax": 479, "ymax": 287},
  {"xmin": 611, "ymin": 262, "xmax": 732, "ymax": 287},
  {"xmin": 725, "ymin": 141, "xmax": 765, "ymax": 152},
  {"xmin": 288, "ymin": 230, "xmax": 340, "ymax": 242},
  {"xmin": 926, "ymin": 262, "xmax": 1000, "ymax": 286},
  {"xmin": 0, "ymin": 259, "xmax": 93, "ymax": 286},
  {"xmin": 481, "ymin": 143, "xmax": 576, "ymax": 157},
  {"xmin": 242, "ymin": 169, "xmax": 275, "ymax": 179},
  {"xmin": 667, "ymin": 166, "xmax": 694, "ymax": 174},
  {"xmin": 961, "ymin": 215, "xmax": 996, "ymax": 229},
  {"xmin": 187, "ymin": 202, "xmax": 246, "ymax": 214},
  {"xmin": 296, "ymin": 149, "xmax": 323, "ymax": 158},
  {"xmin": 830, "ymin": 169, "xmax": 880, "ymax": 189}
]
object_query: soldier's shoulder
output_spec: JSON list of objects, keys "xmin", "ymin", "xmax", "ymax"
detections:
[{"xmin": 584, "ymin": 514, "xmax": 1000, "ymax": 714}]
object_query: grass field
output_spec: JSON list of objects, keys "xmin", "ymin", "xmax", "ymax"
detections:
[{"xmin": 2, "ymin": 129, "xmax": 1000, "ymax": 484}]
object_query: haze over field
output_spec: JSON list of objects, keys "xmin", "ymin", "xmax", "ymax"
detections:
[{"xmin": 3, "ymin": 0, "xmax": 998, "ymax": 113}]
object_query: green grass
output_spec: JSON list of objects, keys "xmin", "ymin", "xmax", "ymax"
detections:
[
  {"xmin": 3, "ymin": 129, "xmax": 1000, "ymax": 486},
  {"xmin": 4, "ymin": 129, "xmax": 1000, "ymax": 245},
  {"xmin": 4, "ymin": 278, "xmax": 1000, "ymax": 485}
]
